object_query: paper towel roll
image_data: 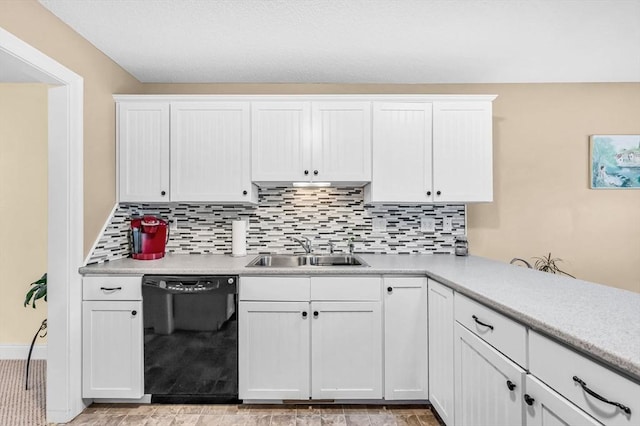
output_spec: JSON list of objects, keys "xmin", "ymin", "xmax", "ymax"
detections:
[{"xmin": 232, "ymin": 220, "xmax": 247, "ymax": 257}]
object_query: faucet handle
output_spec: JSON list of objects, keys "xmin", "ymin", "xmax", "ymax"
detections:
[{"xmin": 347, "ymin": 237, "xmax": 362, "ymax": 254}]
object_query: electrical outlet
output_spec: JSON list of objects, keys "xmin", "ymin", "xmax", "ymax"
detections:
[
  {"xmin": 372, "ymin": 218, "xmax": 387, "ymax": 233},
  {"xmin": 421, "ymin": 217, "xmax": 436, "ymax": 233},
  {"xmin": 443, "ymin": 217, "xmax": 453, "ymax": 232}
]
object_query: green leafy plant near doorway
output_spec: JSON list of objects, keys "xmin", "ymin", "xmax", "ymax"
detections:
[
  {"xmin": 24, "ymin": 273, "xmax": 47, "ymax": 309},
  {"xmin": 23, "ymin": 273, "xmax": 47, "ymax": 390}
]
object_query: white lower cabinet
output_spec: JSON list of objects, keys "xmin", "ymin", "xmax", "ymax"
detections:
[
  {"xmin": 524, "ymin": 375, "xmax": 601, "ymax": 426},
  {"xmin": 82, "ymin": 276, "xmax": 143, "ymax": 399},
  {"xmin": 384, "ymin": 277, "xmax": 428, "ymax": 400},
  {"xmin": 238, "ymin": 276, "xmax": 382, "ymax": 400},
  {"xmin": 311, "ymin": 301, "xmax": 382, "ymax": 399},
  {"xmin": 529, "ymin": 331, "xmax": 639, "ymax": 426},
  {"xmin": 454, "ymin": 322, "xmax": 525, "ymax": 426},
  {"xmin": 427, "ymin": 279, "xmax": 455, "ymax": 425},
  {"xmin": 238, "ymin": 301, "xmax": 310, "ymax": 400},
  {"xmin": 82, "ymin": 300, "xmax": 143, "ymax": 399}
]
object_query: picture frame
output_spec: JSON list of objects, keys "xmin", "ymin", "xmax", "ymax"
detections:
[{"xmin": 590, "ymin": 135, "xmax": 640, "ymax": 189}]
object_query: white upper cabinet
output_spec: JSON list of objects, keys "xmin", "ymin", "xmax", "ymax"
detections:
[
  {"xmin": 366, "ymin": 97, "xmax": 495, "ymax": 203},
  {"xmin": 117, "ymin": 102, "xmax": 170, "ymax": 202},
  {"xmin": 251, "ymin": 102, "xmax": 312, "ymax": 182},
  {"xmin": 311, "ymin": 102, "xmax": 371, "ymax": 183},
  {"xmin": 432, "ymin": 101, "xmax": 493, "ymax": 202},
  {"xmin": 170, "ymin": 102, "xmax": 257, "ymax": 203},
  {"xmin": 251, "ymin": 101, "xmax": 371, "ymax": 185},
  {"xmin": 367, "ymin": 102, "xmax": 433, "ymax": 203},
  {"xmin": 117, "ymin": 95, "xmax": 493, "ymax": 202}
]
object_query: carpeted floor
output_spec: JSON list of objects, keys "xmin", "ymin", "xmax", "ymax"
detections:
[{"xmin": 0, "ymin": 359, "xmax": 46, "ymax": 426}]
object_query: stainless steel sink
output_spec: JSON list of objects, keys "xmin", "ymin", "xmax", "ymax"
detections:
[
  {"xmin": 307, "ymin": 255, "xmax": 366, "ymax": 266},
  {"xmin": 246, "ymin": 254, "xmax": 368, "ymax": 267},
  {"xmin": 247, "ymin": 255, "xmax": 309, "ymax": 267}
]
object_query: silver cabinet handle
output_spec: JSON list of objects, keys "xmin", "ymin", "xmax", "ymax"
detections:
[{"xmin": 100, "ymin": 286, "xmax": 122, "ymax": 291}]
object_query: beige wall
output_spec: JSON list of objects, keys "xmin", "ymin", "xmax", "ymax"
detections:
[
  {"xmin": 467, "ymin": 83, "xmax": 640, "ymax": 293},
  {"xmin": 143, "ymin": 83, "xmax": 640, "ymax": 293},
  {"xmin": 0, "ymin": 84, "xmax": 48, "ymax": 344},
  {"xmin": 0, "ymin": 0, "xmax": 143, "ymax": 258}
]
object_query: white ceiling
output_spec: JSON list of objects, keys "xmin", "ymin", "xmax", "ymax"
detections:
[{"xmin": 38, "ymin": 0, "xmax": 640, "ymax": 84}]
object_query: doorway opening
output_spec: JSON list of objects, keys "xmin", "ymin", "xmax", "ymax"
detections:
[{"xmin": 0, "ymin": 27, "xmax": 84, "ymax": 423}]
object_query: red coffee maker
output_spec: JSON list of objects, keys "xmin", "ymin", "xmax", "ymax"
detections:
[{"xmin": 130, "ymin": 215, "xmax": 169, "ymax": 260}]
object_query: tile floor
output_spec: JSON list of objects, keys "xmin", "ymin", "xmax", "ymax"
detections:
[{"xmin": 59, "ymin": 404, "xmax": 443, "ymax": 426}]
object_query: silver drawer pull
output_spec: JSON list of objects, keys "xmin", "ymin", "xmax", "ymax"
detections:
[
  {"xmin": 100, "ymin": 286, "xmax": 122, "ymax": 292},
  {"xmin": 573, "ymin": 376, "xmax": 631, "ymax": 415}
]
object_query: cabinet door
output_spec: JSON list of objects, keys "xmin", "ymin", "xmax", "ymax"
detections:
[
  {"xmin": 525, "ymin": 375, "xmax": 601, "ymax": 426},
  {"xmin": 455, "ymin": 323, "xmax": 525, "ymax": 426},
  {"xmin": 433, "ymin": 101, "xmax": 493, "ymax": 202},
  {"xmin": 311, "ymin": 102, "xmax": 371, "ymax": 182},
  {"xmin": 428, "ymin": 279, "xmax": 455, "ymax": 425},
  {"xmin": 311, "ymin": 301, "xmax": 382, "ymax": 399},
  {"xmin": 239, "ymin": 301, "xmax": 310, "ymax": 400},
  {"xmin": 171, "ymin": 102, "xmax": 254, "ymax": 202},
  {"xmin": 251, "ymin": 102, "xmax": 312, "ymax": 183},
  {"xmin": 369, "ymin": 102, "xmax": 433, "ymax": 202},
  {"xmin": 384, "ymin": 277, "xmax": 428, "ymax": 400},
  {"xmin": 82, "ymin": 301, "xmax": 143, "ymax": 398},
  {"xmin": 117, "ymin": 102, "xmax": 170, "ymax": 202}
]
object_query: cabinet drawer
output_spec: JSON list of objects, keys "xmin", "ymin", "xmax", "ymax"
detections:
[
  {"xmin": 454, "ymin": 293, "xmax": 527, "ymax": 367},
  {"xmin": 240, "ymin": 276, "xmax": 310, "ymax": 301},
  {"xmin": 529, "ymin": 331, "xmax": 640, "ymax": 426},
  {"xmin": 311, "ymin": 276, "xmax": 381, "ymax": 301},
  {"xmin": 83, "ymin": 276, "xmax": 142, "ymax": 301},
  {"xmin": 525, "ymin": 374, "xmax": 601, "ymax": 426}
]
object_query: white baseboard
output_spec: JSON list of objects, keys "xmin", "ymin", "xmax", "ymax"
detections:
[
  {"xmin": 0, "ymin": 344, "xmax": 47, "ymax": 360},
  {"xmin": 94, "ymin": 395, "xmax": 152, "ymax": 404}
]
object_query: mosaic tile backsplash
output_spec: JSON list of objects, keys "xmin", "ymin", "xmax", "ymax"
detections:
[{"xmin": 87, "ymin": 187, "xmax": 465, "ymax": 264}]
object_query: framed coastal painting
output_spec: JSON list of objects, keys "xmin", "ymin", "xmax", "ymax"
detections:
[{"xmin": 590, "ymin": 135, "xmax": 640, "ymax": 189}]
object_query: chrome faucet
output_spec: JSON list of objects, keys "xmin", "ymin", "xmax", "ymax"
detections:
[
  {"xmin": 328, "ymin": 241, "xmax": 335, "ymax": 254},
  {"xmin": 348, "ymin": 237, "xmax": 360, "ymax": 254},
  {"xmin": 288, "ymin": 236, "xmax": 312, "ymax": 254}
]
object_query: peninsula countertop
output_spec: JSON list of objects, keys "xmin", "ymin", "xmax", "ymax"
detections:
[{"xmin": 80, "ymin": 253, "xmax": 640, "ymax": 382}]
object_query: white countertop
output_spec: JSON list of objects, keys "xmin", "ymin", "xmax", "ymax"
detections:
[{"xmin": 80, "ymin": 253, "xmax": 640, "ymax": 381}]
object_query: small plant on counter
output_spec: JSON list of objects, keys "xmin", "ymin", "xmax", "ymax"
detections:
[
  {"xmin": 510, "ymin": 253, "xmax": 575, "ymax": 278},
  {"xmin": 532, "ymin": 253, "xmax": 575, "ymax": 278},
  {"xmin": 23, "ymin": 273, "xmax": 48, "ymax": 390}
]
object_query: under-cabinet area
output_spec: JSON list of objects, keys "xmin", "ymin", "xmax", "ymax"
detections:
[{"xmin": 79, "ymin": 255, "xmax": 640, "ymax": 426}]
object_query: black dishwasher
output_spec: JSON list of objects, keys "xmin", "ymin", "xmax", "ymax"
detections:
[{"xmin": 142, "ymin": 275, "xmax": 239, "ymax": 403}]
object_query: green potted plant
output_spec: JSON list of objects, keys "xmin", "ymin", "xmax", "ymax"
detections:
[{"xmin": 23, "ymin": 273, "xmax": 47, "ymax": 390}]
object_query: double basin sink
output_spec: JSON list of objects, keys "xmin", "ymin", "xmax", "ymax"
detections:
[{"xmin": 246, "ymin": 254, "xmax": 368, "ymax": 268}]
